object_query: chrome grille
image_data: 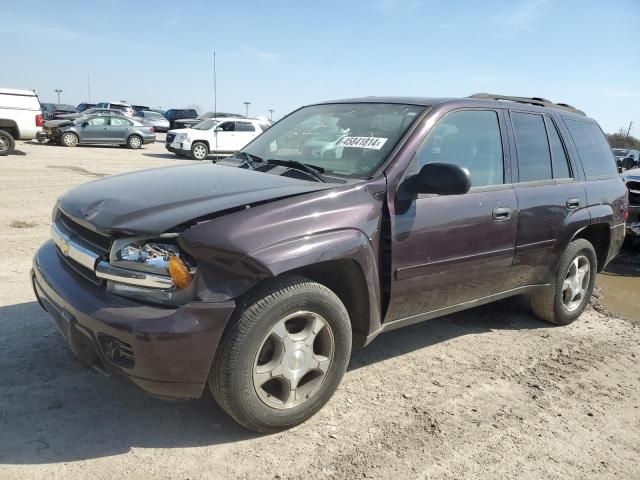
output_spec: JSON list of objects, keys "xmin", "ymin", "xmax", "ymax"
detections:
[{"xmin": 628, "ymin": 181, "xmax": 640, "ymax": 206}]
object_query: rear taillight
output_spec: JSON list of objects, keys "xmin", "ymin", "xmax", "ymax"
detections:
[{"xmin": 35, "ymin": 114, "xmax": 44, "ymax": 127}]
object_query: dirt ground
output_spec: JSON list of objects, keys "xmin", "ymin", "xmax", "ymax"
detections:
[{"xmin": 1, "ymin": 138, "xmax": 639, "ymax": 480}]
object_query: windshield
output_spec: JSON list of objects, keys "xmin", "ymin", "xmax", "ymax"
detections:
[
  {"xmin": 192, "ymin": 119, "xmax": 219, "ymax": 130},
  {"xmin": 144, "ymin": 111, "xmax": 164, "ymax": 119},
  {"xmin": 613, "ymin": 149, "xmax": 629, "ymax": 156},
  {"xmin": 240, "ymin": 103, "xmax": 424, "ymax": 178}
]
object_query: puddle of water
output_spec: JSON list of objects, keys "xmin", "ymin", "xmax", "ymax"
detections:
[{"xmin": 597, "ymin": 246, "xmax": 640, "ymax": 322}]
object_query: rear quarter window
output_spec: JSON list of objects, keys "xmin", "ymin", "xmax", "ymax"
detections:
[{"xmin": 563, "ymin": 118, "xmax": 617, "ymax": 178}]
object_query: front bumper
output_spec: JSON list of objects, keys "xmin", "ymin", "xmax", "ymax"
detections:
[
  {"xmin": 627, "ymin": 205, "xmax": 640, "ymax": 237},
  {"xmin": 32, "ymin": 240, "xmax": 235, "ymax": 400},
  {"xmin": 166, "ymin": 140, "xmax": 191, "ymax": 156}
]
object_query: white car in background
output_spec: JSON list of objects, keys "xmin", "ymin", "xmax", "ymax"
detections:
[
  {"xmin": 165, "ymin": 117, "xmax": 270, "ymax": 160},
  {"xmin": 0, "ymin": 88, "xmax": 44, "ymax": 154}
]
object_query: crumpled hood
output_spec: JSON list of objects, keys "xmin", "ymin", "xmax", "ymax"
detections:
[{"xmin": 58, "ymin": 163, "xmax": 334, "ymax": 235}]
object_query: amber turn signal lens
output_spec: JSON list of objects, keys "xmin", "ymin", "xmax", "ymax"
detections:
[{"xmin": 169, "ymin": 255, "xmax": 192, "ymax": 289}]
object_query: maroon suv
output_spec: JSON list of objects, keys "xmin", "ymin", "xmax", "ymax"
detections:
[{"xmin": 32, "ymin": 94, "xmax": 627, "ymax": 432}]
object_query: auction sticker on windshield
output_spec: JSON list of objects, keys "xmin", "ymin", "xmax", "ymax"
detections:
[{"xmin": 338, "ymin": 136, "xmax": 388, "ymax": 150}]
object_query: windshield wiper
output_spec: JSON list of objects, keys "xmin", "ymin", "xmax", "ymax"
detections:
[
  {"xmin": 224, "ymin": 151, "xmax": 263, "ymax": 168},
  {"xmin": 266, "ymin": 159, "xmax": 327, "ymax": 183}
]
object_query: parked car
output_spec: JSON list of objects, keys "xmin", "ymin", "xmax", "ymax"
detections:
[
  {"xmin": 613, "ymin": 148, "xmax": 640, "ymax": 171},
  {"xmin": 56, "ymin": 108, "xmax": 128, "ymax": 120},
  {"xmin": 165, "ymin": 117, "xmax": 267, "ymax": 159},
  {"xmin": 174, "ymin": 111, "xmax": 245, "ymax": 129},
  {"xmin": 32, "ymin": 94, "xmax": 626, "ymax": 432},
  {"xmin": 76, "ymin": 103, "xmax": 96, "ymax": 112},
  {"xmin": 133, "ymin": 110, "xmax": 170, "ymax": 132},
  {"xmin": 95, "ymin": 101, "xmax": 134, "ymax": 117},
  {"xmin": 0, "ymin": 87, "xmax": 43, "ymax": 154},
  {"xmin": 38, "ymin": 114, "xmax": 155, "ymax": 148},
  {"xmin": 164, "ymin": 108, "xmax": 198, "ymax": 129},
  {"xmin": 41, "ymin": 103, "xmax": 77, "ymax": 120},
  {"xmin": 622, "ymin": 168, "xmax": 640, "ymax": 239}
]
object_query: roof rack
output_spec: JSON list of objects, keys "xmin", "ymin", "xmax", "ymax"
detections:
[{"xmin": 469, "ymin": 93, "xmax": 586, "ymax": 116}]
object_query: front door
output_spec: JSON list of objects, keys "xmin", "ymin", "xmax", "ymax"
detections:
[
  {"xmin": 213, "ymin": 121, "xmax": 238, "ymax": 152},
  {"xmin": 79, "ymin": 116, "xmax": 109, "ymax": 143},
  {"xmin": 386, "ymin": 109, "xmax": 518, "ymax": 322}
]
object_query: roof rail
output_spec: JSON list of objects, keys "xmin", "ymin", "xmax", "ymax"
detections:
[{"xmin": 469, "ymin": 93, "xmax": 586, "ymax": 116}]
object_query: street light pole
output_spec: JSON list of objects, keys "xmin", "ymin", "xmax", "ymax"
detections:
[
  {"xmin": 54, "ymin": 89, "xmax": 63, "ymax": 103},
  {"xmin": 244, "ymin": 101, "xmax": 251, "ymax": 117},
  {"xmin": 268, "ymin": 109, "xmax": 274, "ymax": 120}
]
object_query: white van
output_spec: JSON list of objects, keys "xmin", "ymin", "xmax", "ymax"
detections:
[
  {"xmin": 95, "ymin": 101, "xmax": 134, "ymax": 117},
  {"xmin": 0, "ymin": 88, "xmax": 43, "ymax": 155}
]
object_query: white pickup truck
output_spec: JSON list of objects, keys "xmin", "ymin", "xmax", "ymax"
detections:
[{"xmin": 0, "ymin": 88, "xmax": 44, "ymax": 155}]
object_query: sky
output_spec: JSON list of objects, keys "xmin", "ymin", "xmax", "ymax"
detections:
[{"xmin": 1, "ymin": 0, "xmax": 639, "ymax": 134}]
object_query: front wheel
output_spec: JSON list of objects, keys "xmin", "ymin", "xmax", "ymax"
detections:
[
  {"xmin": 60, "ymin": 132, "xmax": 78, "ymax": 147},
  {"xmin": 190, "ymin": 142, "xmax": 208, "ymax": 160},
  {"xmin": 209, "ymin": 276, "xmax": 352, "ymax": 433},
  {"xmin": 530, "ymin": 239, "xmax": 597, "ymax": 325}
]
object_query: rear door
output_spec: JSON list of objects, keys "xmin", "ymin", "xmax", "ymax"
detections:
[
  {"xmin": 235, "ymin": 121, "xmax": 258, "ymax": 149},
  {"xmin": 105, "ymin": 116, "xmax": 133, "ymax": 143},
  {"xmin": 505, "ymin": 111, "xmax": 588, "ymax": 288},
  {"xmin": 386, "ymin": 108, "xmax": 518, "ymax": 321}
]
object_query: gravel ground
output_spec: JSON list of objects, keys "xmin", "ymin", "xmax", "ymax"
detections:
[{"xmin": 1, "ymin": 139, "xmax": 639, "ymax": 479}]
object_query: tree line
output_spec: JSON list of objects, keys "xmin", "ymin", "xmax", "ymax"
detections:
[{"xmin": 607, "ymin": 128, "xmax": 640, "ymax": 150}]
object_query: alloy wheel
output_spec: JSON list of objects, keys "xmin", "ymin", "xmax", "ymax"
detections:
[
  {"xmin": 193, "ymin": 144, "xmax": 207, "ymax": 159},
  {"xmin": 129, "ymin": 136, "xmax": 142, "ymax": 149},
  {"xmin": 0, "ymin": 136, "xmax": 7, "ymax": 152},
  {"xmin": 253, "ymin": 311, "xmax": 335, "ymax": 409},
  {"xmin": 562, "ymin": 255, "xmax": 590, "ymax": 312}
]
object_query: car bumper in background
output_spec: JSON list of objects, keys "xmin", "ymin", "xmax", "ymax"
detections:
[{"xmin": 32, "ymin": 240, "xmax": 235, "ymax": 400}]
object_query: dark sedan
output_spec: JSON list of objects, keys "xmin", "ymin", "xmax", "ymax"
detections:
[{"xmin": 38, "ymin": 114, "xmax": 155, "ymax": 149}]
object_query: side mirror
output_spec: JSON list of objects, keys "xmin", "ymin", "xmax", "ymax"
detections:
[
  {"xmin": 81, "ymin": 121, "xmax": 89, "ymax": 127},
  {"xmin": 405, "ymin": 162, "xmax": 471, "ymax": 195},
  {"xmin": 214, "ymin": 127, "xmax": 223, "ymax": 132}
]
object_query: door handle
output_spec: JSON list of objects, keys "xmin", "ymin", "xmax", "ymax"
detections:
[
  {"xmin": 492, "ymin": 207, "xmax": 512, "ymax": 221},
  {"xmin": 566, "ymin": 198, "xmax": 581, "ymax": 209}
]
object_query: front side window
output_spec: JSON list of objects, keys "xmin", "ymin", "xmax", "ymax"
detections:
[
  {"xmin": 511, "ymin": 112, "xmax": 552, "ymax": 182},
  {"xmin": 564, "ymin": 118, "xmax": 618, "ymax": 178},
  {"xmin": 218, "ymin": 121, "xmax": 236, "ymax": 132},
  {"xmin": 87, "ymin": 116, "xmax": 108, "ymax": 126},
  {"xmin": 241, "ymin": 103, "xmax": 424, "ymax": 178},
  {"xmin": 415, "ymin": 110, "xmax": 504, "ymax": 187}
]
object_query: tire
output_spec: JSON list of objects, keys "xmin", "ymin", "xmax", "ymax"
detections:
[
  {"xmin": 60, "ymin": 132, "xmax": 78, "ymax": 147},
  {"xmin": 190, "ymin": 142, "xmax": 208, "ymax": 160},
  {"xmin": 530, "ymin": 239, "xmax": 597, "ymax": 325},
  {"xmin": 209, "ymin": 276, "xmax": 352, "ymax": 433},
  {"xmin": 0, "ymin": 129, "xmax": 15, "ymax": 155},
  {"xmin": 127, "ymin": 135, "xmax": 143, "ymax": 149}
]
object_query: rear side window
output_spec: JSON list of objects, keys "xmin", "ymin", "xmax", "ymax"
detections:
[
  {"xmin": 564, "ymin": 118, "xmax": 618, "ymax": 178},
  {"xmin": 511, "ymin": 112, "xmax": 552, "ymax": 182},
  {"xmin": 544, "ymin": 117, "xmax": 571, "ymax": 179},
  {"xmin": 236, "ymin": 121, "xmax": 255, "ymax": 132}
]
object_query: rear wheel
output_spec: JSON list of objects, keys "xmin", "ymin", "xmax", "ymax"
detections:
[
  {"xmin": 530, "ymin": 239, "xmax": 597, "ymax": 325},
  {"xmin": 210, "ymin": 276, "xmax": 352, "ymax": 433},
  {"xmin": 0, "ymin": 129, "xmax": 15, "ymax": 155},
  {"xmin": 127, "ymin": 135, "xmax": 142, "ymax": 149},
  {"xmin": 190, "ymin": 142, "xmax": 208, "ymax": 160},
  {"xmin": 60, "ymin": 132, "xmax": 78, "ymax": 147}
]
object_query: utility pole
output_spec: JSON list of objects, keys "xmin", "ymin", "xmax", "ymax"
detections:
[
  {"xmin": 268, "ymin": 109, "xmax": 274, "ymax": 120},
  {"xmin": 625, "ymin": 121, "xmax": 633, "ymax": 147},
  {"xmin": 87, "ymin": 74, "xmax": 91, "ymax": 103},
  {"xmin": 213, "ymin": 50, "xmax": 218, "ymax": 152},
  {"xmin": 54, "ymin": 89, "xmax": 63, "ymax": 103},
  {"xmin": 244, "ymin": 101, "xmax": 251, "ymax": 117}
]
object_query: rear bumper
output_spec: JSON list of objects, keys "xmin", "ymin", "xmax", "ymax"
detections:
[
  {"xmin": 32, "ymin": 240, "xmax": 235, "ymax": 400},
  {"xmin": 626, "ymin": 205, "xmax": 640, "ymax": 237}
]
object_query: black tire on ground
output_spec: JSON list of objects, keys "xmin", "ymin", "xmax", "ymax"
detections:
[
  {"xmin": 127, "ymin": 135, "xmax": 143, "ymax": 149},
  {"xmin": 209, "ymin": 275, "xmax": 352, "ymax": 433},
  {"xmin": 0, "ymin": 129, "xmax": 15, "ymax": 155},
  {"xmin": 190, "ymin": 141, "xmax": 209, "ymax": 160},
  {"xmin": 530, "ymin": 238, "xmax": 598, "ymax": 325},
  {"xmin": 60, "ymin": 132, "xmax": 78, "ymax": 147}
]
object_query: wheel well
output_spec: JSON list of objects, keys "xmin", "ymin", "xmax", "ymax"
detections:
[
  {"xmin": 0, "ymin": 119, "xmax": 19, "ymax": 140},
  {"xmin": 192, "ymin": 140, "xmax": 209, "ymax": 151},
  {"xmin": 285, "ymin": 260, "xmax": 371, "ymax": 349},
  {"xmin": 573, "ymin": 224, "xmax": 610, "ymax": 272}
]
